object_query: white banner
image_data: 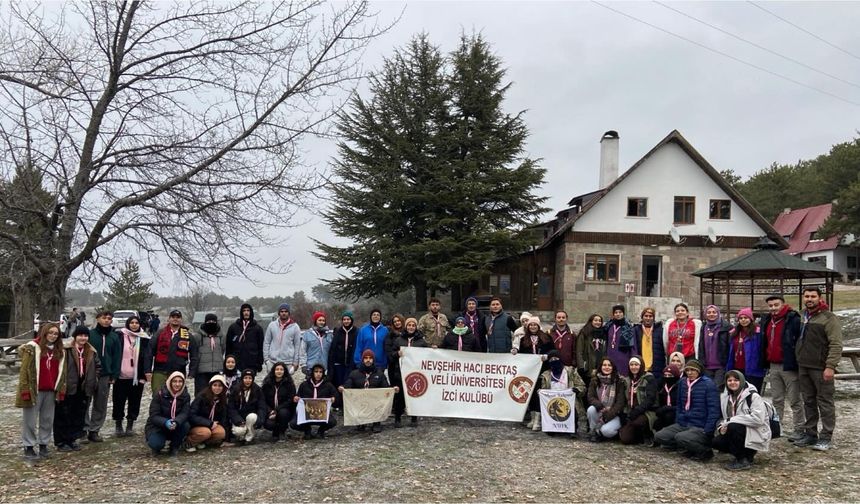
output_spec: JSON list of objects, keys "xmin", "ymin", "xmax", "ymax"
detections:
[
  {"xmin": 539, "ymin": 389, "xmax": 576, "ymax": 433},
  {"xmin": 296, "ymin": 398, "xmax": 332, "ymax": 425},
  {"xmin": 399, "ymin": 347, "xmax": 543, "ymax": 421},
  {"xmin": 343, "ymin": 388, "xmax": 395, "ymax": 426}
]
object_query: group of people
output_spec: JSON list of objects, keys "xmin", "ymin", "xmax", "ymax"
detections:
[{"xmin": 15, "ymin": 289, "xmax": 842, "ymax": 470}]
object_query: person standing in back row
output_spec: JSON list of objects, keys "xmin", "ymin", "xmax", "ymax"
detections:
[
  {"xmin": 793, "ymin": 287, "xmax": 843, "ymax": 451},
  {"xmin": 226, "ymin": 303, "xmax": 265, "ymax": 374},
  {"xmin": 484, "ymin": 297, "xmax": 518, "ymax": 353},
  {"xmin": 86, "ymin": 310, "xmax": 120, "ymax": 443},
  {"xmin": 418, "ymin": 298, "xmax": 450, "ymax": 348},
  {"xmin": 759, "ymin": 294, "xmax": 804, "ymax": 441},
  {"xmin": 354, "ymin": 309, "xmax": 389, "ymax": 370}
]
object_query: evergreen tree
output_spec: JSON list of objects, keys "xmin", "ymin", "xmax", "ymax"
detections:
[
  {"xmin": 103, "ymin": 260, "xmax": 155, "ymax": 311},
  {"xmin": 315, "ymin": 34, "xmax": 546, "ymax": 311}
]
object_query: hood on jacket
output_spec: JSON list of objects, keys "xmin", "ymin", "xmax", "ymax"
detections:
[
  {"xmin": 165, "ymin": 371, "xmax": 187, "ymax": 394},
  {"xmin": 239, "ymin": 303, "xmax": 255, "ymax": 322}
]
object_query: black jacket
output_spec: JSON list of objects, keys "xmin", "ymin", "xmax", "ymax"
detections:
[
  {"xmin": 460, "ymin": 311, "xmax": 487, "ymax": 352},
  {"xmin": 189, "ymin": 393, "xmax": 229, "ymax": 428},
  {"xmin": 385, "ymin": 331, "xmax": 429, "ymax": 384},
  {"xmin": 261, "ymin": 377, "xmax": 297, "ymax": 416},
  {"xmin": 225, "ymin": 305, "xmax": 265, "ymax": 372},
  {"xmin": 296, "ymin": 379, "xmax": 338, "ymax": 400},
  {"xmin": 145, "ymin": 385, "xmax": 191, "ymax": 437},
  {"xmin": 228, "ymin": 383, "xmax": 267, "ymax": 427},
  {"xmin": 329, "ymin": 325, "xmax": 358, "ymax": 369},
  {"xmin": 441, "ymin": 329, "xmax": 478, "ymax": 352},
  {"xmin": 343, "ymin": 367, "xmax": 389, "ymax": 389}
]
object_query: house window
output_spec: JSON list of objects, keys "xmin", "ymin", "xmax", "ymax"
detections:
[
  {"xmin": 709, "ymin": 199, "xmax": 731, "ymax": 220},
  {"xmin": 627, "ymin": 198, "xmax": 647, "ymax": 217},
  {"xmin": 674, "ymin": 196, "xmax": 695, "ymax": 224},
  {"xmin": 584, "ymin": 254, "xmax": 619, "ymax": 282},
  {"xmin": 488, "ymin": 274, "xmax": 511, "ymax": 295},
  {"xmin": 848, "ymin": 256, "xmax": 857, "ymax": 269}
]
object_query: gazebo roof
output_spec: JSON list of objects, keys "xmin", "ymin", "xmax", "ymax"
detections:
[{"xmin": 693, "ymin": 247, "xmax": 838, "ymax": 279}]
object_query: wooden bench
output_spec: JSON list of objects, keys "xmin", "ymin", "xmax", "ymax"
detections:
[{"xmin": 836, "ymin": 347, "xmax": 860, "ymax": 380}]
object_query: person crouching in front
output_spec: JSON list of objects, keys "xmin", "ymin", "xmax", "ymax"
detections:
[
  {"xmin": 291, "ymin": 363, "xmax": 338, "ymax": 439},
  {"xmin": 339, "ymin": 350, "xmax": 394, "ymax": 433},
  {"xmin": 145, "ymin": 371, "xmax": 191, "ymax": 456}
]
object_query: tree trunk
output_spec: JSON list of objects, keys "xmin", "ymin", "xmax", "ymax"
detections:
[
  {"xmin": 33, "ymin": 273, "xmax": 69, "ymax": 328},
  {"xmin": 414, "ymin": 280, "xmax": 428, "ymax": 312},
  {"xmin": 450, "ymin": 284, "xmax": 463, "ymax": 314}
]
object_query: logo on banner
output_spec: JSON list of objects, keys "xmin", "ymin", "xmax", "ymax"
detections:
[
  {"xmin": 508, "ymin": 376, "xmax": 534, "ymax": 403},
  {"xmin": 404, "ymin": 372, "xmax": 429, "ymax": 397},
  {"xmin": 304, "ymin": 399, "xmax": 329, "ymax": 421},
  {"xmin": 546, "ymin": 397, "xmax": 571, "ymax": 422}
]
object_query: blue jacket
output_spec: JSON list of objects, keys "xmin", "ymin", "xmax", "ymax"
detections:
[
  {"xmin": 675, "ymin": 374, "xmax": 720, "ymax": 435},
  {"xmin": 301, "ymin": 326, "xmax": 333, "ymax": 371},
  {"xmin": 633, "ymin": 322, "xmax": 664, "ymax": 373},
  {"xmin": 759, "ymin": 309, "xmax": 801, "ymax": 372},
  {"xmin": 354, "ymin": 323, "xmax": 389, "ymax": 368},
  {"xmin": 726, "ymin": 329, "xmax": 767, "ymax": 378}
]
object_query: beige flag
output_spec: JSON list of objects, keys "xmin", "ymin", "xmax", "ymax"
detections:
[{"xmin": 343, "ymin": 388, "xmax": 395, "ymax": 426}]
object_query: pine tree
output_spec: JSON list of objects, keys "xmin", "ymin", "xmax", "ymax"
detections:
[
  {"xmin": 103, "ymin": 260, "xmax": 155, "ymax": 311},
  {"xmin": 315, "ymin": 34, "xmax": 546, "ymax": 310}
]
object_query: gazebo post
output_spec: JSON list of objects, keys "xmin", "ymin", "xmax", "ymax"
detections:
[
  {"xmin": 750, "ymin": 272, "xmax": 755, "ymax": 313},
  {"xmin": 699, "ymin": 277, "xmax": 703, "ymax": 316},
  {"xmin": 798, "ymin": 276, "xmax": 803, "ymax": 309},
  {"xmin": 779, "ymin": 273, "xmax": 784, "ymax": 300},
  {"xmin": 726, "ymin": 273, "xmax": 731, "ymax": 318}
]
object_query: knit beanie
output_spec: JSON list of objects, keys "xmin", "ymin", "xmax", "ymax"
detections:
[
  {"xmin": 663, "ymin": 363, "xmax": 681, "ymax": 378},
  {"xmin": 209, "ymin": 374, "xmax": 227, "ymax": 387},
  {"xmin": 312, "ymin": 311, "xmax": 326, "ymax": 324},
  {"xmin": 361, "ymin": 349, "xmax": 375, "ymax": 360},
  {"xmin": 737, "ymin": 307, "xmax": 754, "ymax": 321},
  {"xmin": 278, "ymin": 303, "xmax": 290, "ymax": 312},
  {"xmin": 73, "ymin": 326, "xmax": 90, "ymax": 337},
  {"xmin": 683, "ymin": 359, "xmax": 704, "ymax": 374},
  {"xmin": 342, "ymin": 310, "xmax": 354, "ymax": 320},
  {"xmin": 205, "ymin": 313, "xmax": 218, "ymax": 323},
  {"xmin": 455, "ymin": 316, "xmax": 466, "ymax": 325},
  {"xmin": 527, "ymin": 316, "xmax": 541, "ymax": 327}
]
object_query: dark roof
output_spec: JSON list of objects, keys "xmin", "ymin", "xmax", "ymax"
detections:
[
  {"xmin": 541, "ymin": 130, "xmax": 789, "ymax": 250},
  {"xmin": 692, "ymin": 247, "xmax": 839, "ymax": 279},
  {"xmin": 772, "ymin": 203, "xmax": 840, "ymax": 254}
]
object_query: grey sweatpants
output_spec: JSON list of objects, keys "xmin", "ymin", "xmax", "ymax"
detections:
[
  {"xmin": 655, "ymin": 423, "xmax": 712, "ymax": 456},
  {"xmin": 769, "ymin": 363, "xmax": 805, "ymax": 433},
  {"xmin": 798, "ymin": 366, "xmax": 836, "ymax": 440},
  {"xmin": 22, "ymin": 391, "xmax": 56, "ymax": 447},
  {"xmin": 85, "ymin": 376, "xmax": 111, "ymax": 433}
]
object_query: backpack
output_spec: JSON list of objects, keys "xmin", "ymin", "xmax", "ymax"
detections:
[{"xmin": 746, "ymin": 392, "xmax": 781, "ymax": 438}]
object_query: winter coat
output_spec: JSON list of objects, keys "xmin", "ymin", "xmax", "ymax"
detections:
[
  {"xmin": 301, "ymin": 326, "xmax": 334, "ymax": 371},
  {"xmin": 796, "ymin": 309, "xmax": 843, "ymax": 370},
  {"xmin": 296, "ymin": 379, "xmax": 338, "ymax": 400},
  {"xmin": 144, "ymin": 381, "xmax": 191, "ymax": 437},
  {"xmin": 354, "ymin": 323, "xmax": 389, "ymax": 368},
  {"xmin": 190, "ymin": 329, "xmax": 225, "ymax": 376},
  {"xmin": 577, "ymin": 325, "xmax": 605, "ymax": 374},
  {"xmin": 329, "ymin": 325, "xmax": 358, "ymax": 370},
  {"xmin": 228, "ymin": 383, "xmax": 267, "ymax": 427},
  {"xmin": 623, "ymin": 373, "xmax": 658, "ymax": 427},
  {"xmin": 88, "ymin": 326, "xmax": 121, "ymax": 378},
  {"xmin": 662, "ymin": 318, "xmax": 703, "ymax": 360},
  {"xmin": 697, "ymin": 320, "xmax": 731, "ymax": 371},
  {"xmin": 461, "ymin": 311, "xmax": 487, "ymax": 352},
  {"xmin": 263, "ymin": 319, "xmax": 302, "ymax": 366},
  {"xmin": 718, "ymin": 384, "xmax": 771, "ymax": 452},
  {"xmin": 63, "ymin": 341, "xmax": 100, "ymax": 397},
  {"xmin": 760, "ymin": 309, "xmax": 802, "ymax": 371},
  {"xmin": 151, "ymin": 326, "xmax": 199, "ymax": 376},
  {"xmin": 675, "ymin": 374, "xmax": 720, "ymax": 435},
  {"xmin": 726, "ymin": 329, "xmax": 767, "ymax": 378},
  {"xmin": 605, "ymin": 318, "xmax": 636, "ymax": 376},
  {"xmin": 117, "ymin": 329, "xmax": 152, "ymax": 383},
  {"xmin": 189, "ymin": 393, "xmax": 229, "ymax": 428},
  {"xmin": 586, "ymin": 374, "xmax": 627, "ymax": 423},
  {"xmin": 483, "ymin": 311, "xmax": 518, "ymax": 353},
  {"xmin": 633, "ymin": 323, "xmax": 664, "ymax": 372},
  {"xmin": 417, "ymin": 313, "xmax": 450, "ymax": 348},
  {"xmin": 385, "ymin": 331, "xmax": 429, "ymax": 385},
  {"xmin": 656, "ymin": 379, "xmax": 680, "ymax": 425},
  {"xmin": 548, "ymin": 325, "xmax": 577, "ymax": 367},
  {"xmin": 16, "ymin": 341, "xmax": 67, "ymax": 407},
  {"xmin": 225, "ymin": 308, "xmax": 265, "ymax": 373},
  {"xmin": 441, "ymin": 329, "xmax": 478, "ymax": 352},
  {"xmin": 343, "ymin": 366, "xmax": 389, "ymax": 389}
]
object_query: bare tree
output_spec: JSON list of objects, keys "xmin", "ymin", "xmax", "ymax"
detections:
[{"xmin": 0, "ymin": 0, "xmax": 383, "ymax": 319}]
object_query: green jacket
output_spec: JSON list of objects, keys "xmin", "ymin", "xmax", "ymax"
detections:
[
  {"xmin": 89, "ymin": 327, "xmax": 121, "ymax": 378},
  {"xmin": 796, "ymin": 310, "xmax": 843, "ymax": 370},
  {"xmin": 16, "ymin": 341, "xmax": 67, "ymax": 408}
]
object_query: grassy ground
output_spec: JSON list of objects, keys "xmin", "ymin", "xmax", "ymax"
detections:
[{"xmin": 835, "ymin": 289, "xmax": 860, "ymax": 310}]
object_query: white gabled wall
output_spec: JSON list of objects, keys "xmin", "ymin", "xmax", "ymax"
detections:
[{"xmin": 573, "ymin": 142, "xmax": 765, "ymax": 237}]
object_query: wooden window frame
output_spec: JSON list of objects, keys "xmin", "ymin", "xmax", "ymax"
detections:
[
  {"xmin": 709, "ymin": 199, "xmax": 731, "ymax": 220},
  {"xmin": 584, "ymin": 254, "xmax": 620, "ymax": 283},
  {"xmin": 626, "ymin": 197, "xmax": 648, "ymax": 218},
  {"xmin": 674, "ymin": 196, "xmax": 695, "ymax": 225}
]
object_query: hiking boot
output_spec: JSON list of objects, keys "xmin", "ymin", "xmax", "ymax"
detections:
[
  {"xmin": 786, "ymin": 430, "xmax": 805, "ymax": 442},
  {"xmin": 792, "ymin": 435, "xmax": 818, "ymax": 447},
  {"xmin": 812, "ymin": 439, "xmax": 832, "ymax": 451},
  {"xmin": 23, "ymin": 446, "xmax": 38, "ymax": 460},
  {"xmin": 371, "ymin": 423, "xmax": 382, "ymax": 433},
  {"xmin": 394, "ymin": 416, "xmax": 402, "ymax": 428},
  {"xmin": 168, "ymin": 447, "xmax": 180, "ymax": 457},
  {"xmin": 317, "ymin": 429, "xmax": 327, "ymax": 439},
  {"xmin": 691, "ymin": 450, "xmax": 714, "ymax": 462},
  {"xmin": 125, "ymin": 420, "xmax": 135, "ymax": 436},
  {"xmin": 87, "ymin": 431, "xmax": 104, "ymax": 443},
  {"xmin": 115, "ymin": 421, "xmax": 126, "ymax": 437},
  {"xmin": 587, "ymin": 432, "xmax": 600, "ymax": 443},
  {"xmin": 57, "ymin": 444, "xmax": 74, "ymax": 453},
  {"xmin": 725, "ymin": 458, "xmax": 752, "ymax": 471},
  {"xmin": 38, "ymin": 445, "xmax": 51, "ymax": 458}
]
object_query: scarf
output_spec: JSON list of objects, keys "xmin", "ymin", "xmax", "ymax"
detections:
[
  {"xmin": 170, "ymin": 389, "xmax": 182, "ymax": 420},
  {"xmin": 704, "ymin": 305, "xmax": 722, "ymax": 332},
  {"xmin": 684, "ymin": 377, "xmax": 700, "ymax": 411},
  {"xmin": 96, "ymin": 324, "xmax": 111, "ymax": 357},
  {"xmin": 453, "ymin": 326, "xmax": 468, "ymax": 350},
  {"xmin": 360, "ymin": 363, "xmax": 375, "ymax": 388},
  {"xmin": 272, "ymin": 380, "xmax": 282, "ymax": 408},
  {"xmin": 597, "ymin": 373, "xmax": 616, "ymax": 409},
  {"xmin": 310, "ymin": 378, "xmax": 323, "ymax": 398}
]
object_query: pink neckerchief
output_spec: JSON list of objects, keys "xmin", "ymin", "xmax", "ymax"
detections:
[
  {"xmin": 273, "ymin": 381, "xmax": 281, "ymax": 408},
  {"xmin": 684, "ymin": 377, "xmax": 700, "ymax": 411},
  {"xmin": 727, "ymin": 393, "xmax": 739, "ymax": 417},
  {"xmin": 76, "ymin": 346, "xmax": 85, "ymax": 377},
  {"xmin": 553, "ymin": 326, "xmax": 568, "ymax": 347},
  {"xmin": 125, "ymin": 331, "xmax": 137, "ymax": 368},
  {"xmin": 609, "ymin": 325, "xmax": 621, "ymax": 350},
  {"xmin": 664, "ymin": 382, "xmax": 675, "ymax": 406},
  {"xmin": 406, "ymin": 334, "xmax": 415, "ymax": 347},
  {"xmin": 370, "ymin": 325, "xmax": 380, "ymax": 346},
  {"xmin": 209, "ymin": 398, "xmax": 219, "ymax": 422},
  {"xmin": 363, "ymin": 371, "xmax": 372, "ymax": 388},
  {"xmin": 277, "ymin": 318, "xmax": 293, "ymax": 346},
  {"xmin": 170, "ymin": 389, "xmax": 182, "ymax": 419},
  {"xmin": 458, "ymin": 335, "xmax": 463, "ymax": 351},
  {"xmin": 530, "ymin": 335, "xmax": 539, "ymax": 354},
  {"xmin": 550, "ymin": 368, "xmax": 568, "ymax": 388},
  {"xmin": 45, "ymin": 347, "xmax": 54, "ymax": 373},
  {"xmin": 239, "ymin": 320, "xmax": 249, "ymax": 343},
  {"xmin": 628, "ymin": 374, "xmax": 642, "ymax": 408},
  {"xmin": 465, "ymin": 312, "xmax": 479, "ymax": 334},
  {"xmin": 311, "ymin": 378, "xmax": 323, "ymax": 398},
  {"xmin": 432, "ymin": 314, "xmax": 443, "ymax": 339},
  {"xmin": 314, "ymin": 327, "xmax": 326, "ymax": 350},
  {"xmin": 342, "ymin": 325, "xmax": 353, "ymax": 349},
  {"xmin": 209, "ymin": 335, "xmax": 216, "ymax": 351}
]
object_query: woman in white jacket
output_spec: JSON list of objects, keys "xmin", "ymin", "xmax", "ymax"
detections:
[{"xmin": 712, "ymin": 370, "xmax": 771, "ymax": 471}]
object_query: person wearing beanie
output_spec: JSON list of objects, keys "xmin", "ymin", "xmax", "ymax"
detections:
[
  {"xmin": 354, "ymin": 309, "xmax": 389, "ymax": 369},
  {"xmin": 634, "ymin": 307, "xmax": 664, "ymax": 373},
  {"xmin": 187, "ymin": 375, "xmax": 229, "ymax": 451},
  {"xmin": 441, "ymin": 317, "xmax": 477, "ymax": 352},
  {"xmin": 228, "ymin": 369, "xmax": 266, "ymax": 444},
  {"xmin": 17, "ymin": 323, "xmax": 67, "ymax": 460},
  {"xmin": 618, "ymin": 356, "xmax": 658, "ymax": 445},
  {"xmin": 576, "ymin": 314, "xmax": 606, "ymax": 389},
  {"xmin": 417, "ymin": 298, "xmax": 450, "ymax": 348},
  {"xmin": 112, "ymin": 315, "xmax": 152, "ymax": 438},
  {"xmin": 549, "ymin": 310, "xmax": 576, "ymax": 368},
  {"xmin": 606, "ymin": 305, "xmax": 636, "ymax": 377},
  {"xmin": 698, "ymin": 305, "xmax": 730, "ymax": 390},
  {"xmin": 190, "ymin": 314, "xmax": 225, "ymax": 398},
  {"xmin": 145, "ymin": 371, "xmax": 191, "ymax": 456},
  {"xmin": 389, "ymin": 317, "xmax": 429, "ymax": 427},
  {"xmin": 713, "ymin": 370, "xmax": 771, "ymax": 470},
  {"xmin": 264, "ymin": 303, "xmax": 301, "ymax": 376},
  {"xmin": 653, "ymin": 363, "xmax": 682, "ymax": 435},
  {"xmin": 654, "ymin": 359, "xmax": 720, "ymax": 461},
  {"xmin": 516, "ymin": 316, "xmax": 554, "ymax": 431},
  {"xmin": 538, "ymin": 349, "xmax": 588, "ymax": 436},
  {"xmin": 759, "ymin": 294, "xmax": 804, "ymax": 442},
  {"xmin": 54, "ymin": 326, "xmax": 99, "ymax": 452},
  {"xmin": 586, "ymin": 357, "xmax": 626, "ymax": 442},
  {"xmin": 225, "ymin": 303, "xmax": 265, "ymax": 373},
  {"xmin": 291, "ymin": 363, "xmax": 338, "ymax": 439},
  {"xmin": 460, "ymin": 297, "xmax": 487, "ymax": 352},
  {"xmin": 85, "ymin": 309, "xmax": 120, "ymax": 443},
  {"xmin": 261, "ymin": 362, "xmax": 297, "ymax": 442},
  {"xmin": 726, "ymin": 308, "xmax": 766, "ymax": 393},
  {"xmin": 329, "ymin": 311, "xmax": 358, "ymax": 410},
  {"xmin": 340, "ymin": 349, "xmax": 393, "ymax": 433},
  {"xmin": 511, "ymin": 311, "xmax": 533, "ymax": 351},
  {"xmin": 301, "ymin": 311, "xmax": 333, "ymax": 376}
]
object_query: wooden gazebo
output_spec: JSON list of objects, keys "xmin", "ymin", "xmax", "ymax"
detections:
[{"xmin": 692, "ymin": 238, "xmax": 840, "ymax": 316}]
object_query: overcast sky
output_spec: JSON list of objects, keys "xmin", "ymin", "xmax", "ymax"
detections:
[{"xmin": 109, "ymin": 1, "xmax": 860, "ymax": 299}]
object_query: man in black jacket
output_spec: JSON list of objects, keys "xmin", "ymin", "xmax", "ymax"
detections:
[
  {"xmin": 226, "ymin": 304, "xmax": 265, "ymax": 373},
  {"xmin": 760, "ymin": 294, "xmax": 804, "ymax": 441}
]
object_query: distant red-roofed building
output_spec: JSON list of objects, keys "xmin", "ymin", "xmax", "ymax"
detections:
[{"xmin": 772, "ymin": 203, "xmax": 859, "ymax": 282}]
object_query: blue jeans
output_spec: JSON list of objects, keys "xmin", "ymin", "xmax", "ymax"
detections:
[{"xmin": 146, "ymin": 422, "xmax": 190, "ymax": 451}]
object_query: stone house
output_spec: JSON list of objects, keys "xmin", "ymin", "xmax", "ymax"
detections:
[{"xmin": 482, "ymin": 130, "xmax": 787, "ymax": 322}]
